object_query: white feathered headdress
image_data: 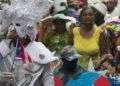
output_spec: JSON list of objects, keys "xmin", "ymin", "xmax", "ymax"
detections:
[{"xmin": 1, "ymin": 0, "xmax": 51, "ymax": 41}]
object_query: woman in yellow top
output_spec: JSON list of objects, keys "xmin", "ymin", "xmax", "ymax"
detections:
[{"xmin": 68, "ymin": 6, "xmax": 114, "ymax": 69}]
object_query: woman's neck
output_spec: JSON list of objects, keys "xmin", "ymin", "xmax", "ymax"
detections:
[
  {"xmin": 80, "ymin": 24, "xmax": 95, "ymax": 38},
  {"xmin": 81, "ymin": 24, "xmax": 94, "ymax": 32}
]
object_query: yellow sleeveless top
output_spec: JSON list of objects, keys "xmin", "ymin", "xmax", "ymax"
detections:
[{"xmin": 73, "ymin": 27, "xmax": 102, "ymax": 55}]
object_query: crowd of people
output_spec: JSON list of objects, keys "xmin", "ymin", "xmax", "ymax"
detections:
[{"xmin": 0, "ymin": 0, "xmax": 120, "ymax": 86}]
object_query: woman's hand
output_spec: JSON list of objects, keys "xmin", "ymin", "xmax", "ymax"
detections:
[
  {"xmin": 101, "ymin": 53, "xmax": 113, "ymax": 60},
  {"xmin": 95, "ymin": 53, "xmax": 113, "ymax": 70}
]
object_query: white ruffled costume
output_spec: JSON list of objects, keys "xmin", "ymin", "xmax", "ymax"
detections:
[{"xmin": 0, "ymin": 0, "xmax": 58, "ymax": 86}]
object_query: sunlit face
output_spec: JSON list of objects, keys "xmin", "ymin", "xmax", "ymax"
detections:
[{"xmin": 80, "ymin": 8, "xmax": 95, "ymax": 24}]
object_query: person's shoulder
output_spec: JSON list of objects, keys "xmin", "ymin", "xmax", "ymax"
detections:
[
  {"xmin": 73, "ymin": 26, "xmax": 80, "ymax": 31},
  {"xmin": 72, "ymin": 26, "xmax": 80, "ymax": 34},
  {"xmin": 67, "ymin": 22, "xmax": 79, "ymax": 34}
]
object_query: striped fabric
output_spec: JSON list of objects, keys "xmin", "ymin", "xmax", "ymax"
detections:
[{"xmin": 108, "ymin": 76, "xmax": 120, "ymax": 86}]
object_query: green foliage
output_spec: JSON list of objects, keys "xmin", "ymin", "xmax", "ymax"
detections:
[{"xmin": 43, "ymin": 31, "xmax": 68, "ymax": 53}]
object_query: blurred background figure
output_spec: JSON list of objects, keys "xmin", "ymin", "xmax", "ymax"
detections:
[
  {"xmin": 102, "ymin": 0, "xmax": 120, "ymax": 20},
  {"xmin": 91, "ymin": 2, "xmax": 107, "ymax": 26},
  {"xmin": 53, "ymin": 0, "xmax": 68, "ymax": 14},
  {"xmin": 74, "ymin": 0, "xmax": 87, "ymax": 8}
]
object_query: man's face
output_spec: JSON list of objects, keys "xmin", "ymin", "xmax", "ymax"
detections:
[{"xmin": 53, "ymin": 19, "xmax": 66, "ymax": 33}]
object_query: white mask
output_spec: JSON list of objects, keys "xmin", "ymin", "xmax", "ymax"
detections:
[
  {"xmin": 11, "ymin": 15, "xmax": 37, "ymax": 41},
  {"xmin": 1, "ymin": 0, "xmax": 51, "ymax": 41}
]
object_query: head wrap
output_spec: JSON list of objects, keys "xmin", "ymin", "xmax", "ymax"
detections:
[{"xmin": 90, "ymin": 2, "xmax": 107, "ymax": 16}]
